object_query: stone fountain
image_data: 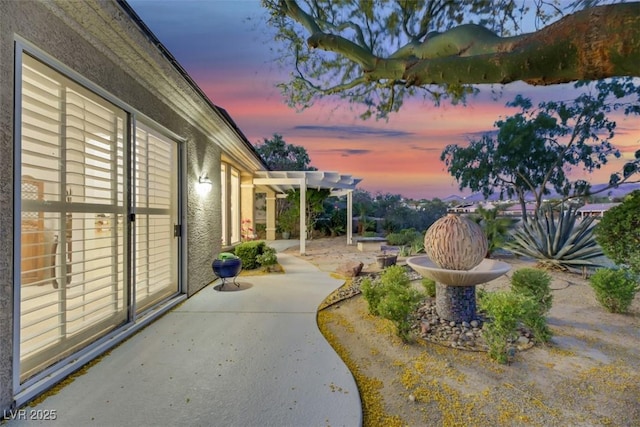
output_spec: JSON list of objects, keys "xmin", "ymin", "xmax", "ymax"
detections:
[{"xmin": 407, "ymin": 214, "xmax": 511, "ymax": 323}]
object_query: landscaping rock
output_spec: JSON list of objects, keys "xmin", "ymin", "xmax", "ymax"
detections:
[{"xmin": 336, "ymin": 261, "xmax": 364, "ymax": 277}]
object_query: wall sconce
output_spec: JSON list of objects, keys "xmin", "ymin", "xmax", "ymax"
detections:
[{"xmin": 197, "ymin": 174, "xmax": 212, "ymax": 196}]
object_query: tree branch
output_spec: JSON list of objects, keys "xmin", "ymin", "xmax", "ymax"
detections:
[{"xmin": 281, "ymin": 2, "xmax": 640, "ymax": 88}]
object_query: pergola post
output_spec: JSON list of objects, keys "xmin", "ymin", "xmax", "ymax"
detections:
[
  {"xmin": 299, "ymin": 178, "xmax": 306, "ymax": 255},
  {"xmin": 265, "ymin": 189, "xmax": 276, "ymax": 240},
  {"xmin": 347, "ymin": 190, "xmax": 353, "ymax": 245}
]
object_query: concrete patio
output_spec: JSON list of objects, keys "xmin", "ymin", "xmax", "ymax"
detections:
[{"xmin": 6, "ymin": 245, "xmax": 361, "ymax": 427}]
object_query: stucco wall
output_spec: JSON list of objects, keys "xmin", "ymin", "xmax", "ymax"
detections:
[
  {"xmin": 0, "ymin": 0, "xmax": 225, "ymax": 409},
  {"xmin": 186, "ymin": 135, "xmax": 223, "ymax": 295},
  {"xmin": 0, "ymin": 0, "xmax": 18, "ymax": 411}
]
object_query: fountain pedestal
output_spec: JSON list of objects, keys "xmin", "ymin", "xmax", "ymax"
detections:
[
  {"xmin": 407, "ymin": 256, "xmax": 511, "ymax": 323},
  {"xmin": 435, "ymin": 283, "xmax": 477, "ymax": 323}
]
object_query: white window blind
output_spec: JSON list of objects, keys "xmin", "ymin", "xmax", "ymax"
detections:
[
  {"xmin": 20, "ymin": 55, "xmax": 127, "ymax": 382},
  {"xmin": 133, "ymin": 124, "xmax": 179, "ymax": 313}
]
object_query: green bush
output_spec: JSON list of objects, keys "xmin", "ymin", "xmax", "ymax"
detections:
[
  {"xmin": 360, "ymin": 265, "xmax": 423, "ymax": 341},
  {"xmin": 589, "ymin": 268, "xmax": 639, "ymax": 313},
  {"xmin": 386, "ymin": 232, "xmax": 407, "ymax": 246},
  {"xmin": 594, "ymin": 190, "xmax": 640, "ymax": 275},
  {"xmin": 386, "ymin": 228, "xmax": 422, "ymax": 246},
  {"xmin": 256, "ymin": 246, "xmax": 278, "ymax": 270},
  {"xmin": 479, "ymin": 291, "xmax": 551, "ymax": 364},
  {"xmin": 234, "ymin": 241, "xmax": 266, "ymax": 270},
  {"xmin": 421, "ymin": 277, "xmax": 436, "ymax": 297},
  {"xmin": 510, "ymin": 268, "xmax": 553, "ymax": 315},
  {"xmin": 362, "ymin": 266, "xmax": 410, "ymax": 315},
  {"xmin": 360, "ymin": 277, "xmax": 383, "ymax": 316}
]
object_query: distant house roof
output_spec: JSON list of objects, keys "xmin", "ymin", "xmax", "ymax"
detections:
[
  {"xmin": 504, "ymin": 203, "xmax": 537, "ymax": 212},
  {"xmin": 577, "ymin": 203, "xmax": 620, "ymax": 213}
]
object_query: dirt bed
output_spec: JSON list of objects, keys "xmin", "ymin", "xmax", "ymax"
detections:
[{"xmin": 286, "ymin": 237, "xmax": 640, "ymax": 426}]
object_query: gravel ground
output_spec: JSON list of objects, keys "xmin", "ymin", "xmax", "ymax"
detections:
[{"xmin": 287, "ymin": 237, "xmax": 640, "ymax": 427}]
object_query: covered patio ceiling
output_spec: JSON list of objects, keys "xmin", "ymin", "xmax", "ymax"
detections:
[{"xmin": 253, "ymin": 171, "xmax": 362, "ymax": 254}]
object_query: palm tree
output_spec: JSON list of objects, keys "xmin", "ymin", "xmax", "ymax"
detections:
[{"xmin": 471, "ymin": 206, "xmax": 518, "ymax": 258}]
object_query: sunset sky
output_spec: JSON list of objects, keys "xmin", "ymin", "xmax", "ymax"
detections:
[{"xmin": 128, "ymin": 0, "xmax": 639, "ymax": 200}]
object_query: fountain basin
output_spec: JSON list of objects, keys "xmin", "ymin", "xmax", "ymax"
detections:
[{"xmin": 406, "ymin": 256, "xmax": 511, "ymax": 286}]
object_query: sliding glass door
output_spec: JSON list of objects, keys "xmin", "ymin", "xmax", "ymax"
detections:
[{"xmin": 18, "ymin": 53, "xmax": 180, "ymax": 382}]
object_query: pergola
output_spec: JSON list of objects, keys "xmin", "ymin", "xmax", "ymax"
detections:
[{"xmin": 253, "ymin": 171, "xmax": 362, "ymax": 255}]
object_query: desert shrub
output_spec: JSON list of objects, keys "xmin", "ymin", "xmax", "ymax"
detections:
[
  {"xmin": 385, "ymin": 232, "xmax": 405, "ymax": 246},
  {"xmin": 589, "ymin": 268, "xmax": 639, "ymax": 313},
  {"xmin": 363, "ymin": 231, "xmax": 378, "ymax": 237},
  {"xmin": 386, "ymin": 228, "xmax": 422, "ymax": 246},
  {"xmin": 507, "ymin": 206, "xmax": 603, "ymax": 271},
  {"xmin": 256, "ymin": 246, "xmax": 278, "ymax": 271},
  {"xmin": 421, "ymin": 277, "xmax": 436, "ymax": 297},
  {"xmin": 360, "ymin": 265, "xmax": 423, "ymax": 341},
  {"xmin": 361, "ymin": 265, "xmax": 409, "ymax": 315},
  {"xmin": 410, "ymin": 238, "xmax": 425, "ymax": 255},
  {"xmin": 510, "ymin": 268, "xmax": 553, "ymax": 315},
  {"xmin": 360, "ymin": 277, "xmax": 383, "ymax": 316},
  {"xmin": 594, "ymin": 190, "xmax": 640, "ymax": 275},
  {"xmin": 398, "ymin": 246, "xmax": 412, "ymax": 257},
  {"xmin": 479, "ymin": 291, "xmax": 551, "ymax": 363},
  {"xmin": 234, "ymin": 240, "xmax": 266, "ymax": 270}
]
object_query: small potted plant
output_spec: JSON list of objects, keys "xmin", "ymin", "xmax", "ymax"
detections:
[{"xmin": 278, "ymin": 208, "xmax": 297, "ymax": 240}]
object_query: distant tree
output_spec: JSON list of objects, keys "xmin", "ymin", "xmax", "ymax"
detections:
[
  {"xmin": 352, "ymin": 189, "xmax": 374, "ymax": 209},
  {"xmin": 418, "ymin": 199, "xmax": 448, "ymax": 228},
  {"xmin": 255, "ymin": 133, "xmax": 317, "ymax": 171},
  {"xmin": 372, "ymin": 193, "xmax": 403, "ymax": 218},
  {"xmin": 441, "ymin": 79, "xmax": 640, "ymax": 221}
]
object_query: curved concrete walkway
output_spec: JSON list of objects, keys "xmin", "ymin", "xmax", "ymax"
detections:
[{"xmin": 7, "ymin": 252, "xmax": 362, "ymax": 427}]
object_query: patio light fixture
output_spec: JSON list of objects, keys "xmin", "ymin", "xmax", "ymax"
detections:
[{"xmin": 197, "ymin": 174, "xmax": 212, "ymax": 196}]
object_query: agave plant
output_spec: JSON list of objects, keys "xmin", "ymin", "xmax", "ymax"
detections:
[{"xmin": 507, "ymin": 206, "xmax": 604, "ymax": 271}]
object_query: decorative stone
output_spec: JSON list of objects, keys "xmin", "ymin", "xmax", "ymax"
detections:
[
  {"xmin": 423, "ymin": 214, "xmax": 488, "ymax": 270},
  {"xmin": 336, "ymin": 261, "xmax": 363, "ymax": 277},
  {"xmin": 435, "ymin": 283, "xmax": 477, "ymax": 323}
]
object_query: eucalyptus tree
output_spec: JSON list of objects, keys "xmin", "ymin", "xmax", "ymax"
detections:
[
  {"xmin": 262, "ymin": 0, "xmax": 640, "ymax": 119},
  {"xmin": 254, "ymin": 133, "xmax": 317, "ymax": 171}
]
